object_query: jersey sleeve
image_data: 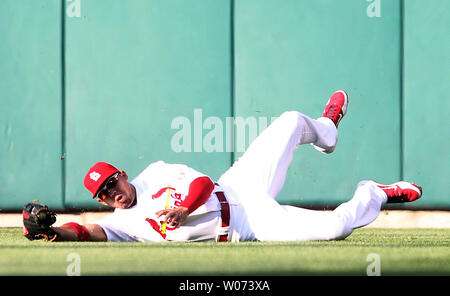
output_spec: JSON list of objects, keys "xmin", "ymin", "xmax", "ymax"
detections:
[{"xmin": 179, "ymin": 176, "xmax": 215, "ymax": 213}]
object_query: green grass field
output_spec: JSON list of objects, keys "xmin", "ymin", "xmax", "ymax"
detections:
[{"xmin": 1, "ymin": 227, "xmax": 449, "ymax": 276}]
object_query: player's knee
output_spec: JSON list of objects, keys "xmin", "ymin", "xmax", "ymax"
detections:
[
  {"xmin": 279, "ymin": 111, "xmax": 304, "ymax": 131},
  {"xmin": 279, "ymin": 111, "xmax": 301, "ymax": 121}
]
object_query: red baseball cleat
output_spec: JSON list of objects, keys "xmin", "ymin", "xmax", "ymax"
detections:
[
  {"xmin": 375, "ymin": 181, "xmax": 423, "ymax": 203},
  {"xmin": 322, "ymin": 90, "xmax": 349, "ymax": 127}
]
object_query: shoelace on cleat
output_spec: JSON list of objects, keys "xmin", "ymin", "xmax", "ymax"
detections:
[{"xmin": 326, "ymin": 105, "xmax": 339, "ymax": 120}]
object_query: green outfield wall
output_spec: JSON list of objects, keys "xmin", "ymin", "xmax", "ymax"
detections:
[{"xmin": 1, "ymin": 0, "xmax": 449, "ymax": 210}]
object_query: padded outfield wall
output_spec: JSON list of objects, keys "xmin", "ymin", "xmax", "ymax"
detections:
[{"xmin": 0, "ymin": 0, "xmax": 448, "ymax": 210}]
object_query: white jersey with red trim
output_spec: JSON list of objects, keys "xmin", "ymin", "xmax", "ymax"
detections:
[{"xmin": 97, "ymin": 161, "xmax": 226, "ymax": 242}]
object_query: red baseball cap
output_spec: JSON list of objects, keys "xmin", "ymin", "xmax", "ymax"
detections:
[{"xmin": 84, "ymin": 162, "xmax": 120, "ymax": 198}]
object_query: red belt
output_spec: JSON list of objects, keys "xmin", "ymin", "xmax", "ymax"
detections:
[{"xmin": 214, "ymin": 184, "xmax": 230, "ymax": 242}]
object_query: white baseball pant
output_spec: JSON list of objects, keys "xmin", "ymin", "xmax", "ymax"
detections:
[{"xmin": 218, "ymin": 111, "xmax": 387, "ymax": 242}]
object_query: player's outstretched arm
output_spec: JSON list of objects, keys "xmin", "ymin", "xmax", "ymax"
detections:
[
  {"xmin": 53, "ymin": 223, "xmax": 106, "ymax": 242},
  {"xmin": 22, "ymin": 201, "xmax": 106, "ymax": 242}
]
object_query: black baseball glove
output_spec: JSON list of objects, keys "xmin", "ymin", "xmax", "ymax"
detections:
[{"xmin": 22, "ymin": 201, "xmax": 59, "ymax": 241}]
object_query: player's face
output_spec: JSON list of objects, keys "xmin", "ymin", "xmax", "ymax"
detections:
[{"xmin": 96, "ymin": 171, "xmax": 137, "ymax": 209}]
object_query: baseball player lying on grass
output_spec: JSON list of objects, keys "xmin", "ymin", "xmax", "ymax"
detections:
[{"xmin": 23, "ymin": 90, "xmax": 423, "ymax": 242}]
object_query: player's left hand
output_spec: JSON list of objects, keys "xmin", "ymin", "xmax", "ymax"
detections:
[
  {"xmin": 155, "ymin": 207, "xmax": 189, "ymax": 228},
  {"xmin": 23, "ymin": 201, "xmax": 59, "ymax": 241}
]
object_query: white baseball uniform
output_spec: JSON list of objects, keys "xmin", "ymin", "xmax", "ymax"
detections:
[{"xmin": 97, "ymin": 111, "xmax": 387, "ymax": 242}]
